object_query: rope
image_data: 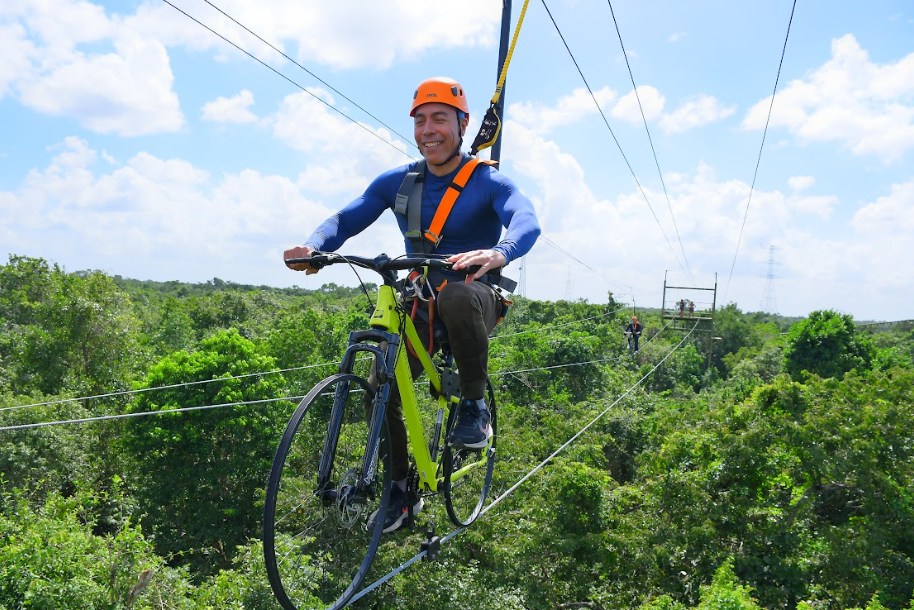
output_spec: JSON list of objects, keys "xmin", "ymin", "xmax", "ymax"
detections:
[
  {"xmin": 0, "ymin": 395, "xmax": 304, "ymax": 432},
  {"xmin": 471, "ymin": 0, "xmax": 532, "ymax": 155},
  {"xmin": 490, "ymin": 0, "xmax": 531, "ymax": 107},
  {"xmin": 724, "ymin": 0, "xmax": 798, "ymax": 297},
  {"xmin": 0, "ymin": 362, "xmax": 333, "ymax": 414},
  {"xmin": 346, "ymin": 321, "xmax": 699, "ymax": 605}
]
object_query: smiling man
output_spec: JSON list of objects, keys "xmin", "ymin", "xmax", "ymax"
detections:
[{"xmin": 283, "ymin": 76, "xmax": 540, "ymax": 533}]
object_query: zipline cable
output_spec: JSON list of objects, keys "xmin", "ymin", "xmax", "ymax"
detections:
[
  {"xmin": 539, "ymin": 0, "xmax": 687, "ymax": 276},
  {"xmin": 159, "ymin": 0, "xmax": 415, "ymax": 159},
  {"xmin": 346, "ymin": 319, "xmax": 698, "ymax": 605},
  {"xmin": 0, "ymin": 362, "xmax": 332, "ymax": 414},
  {"xmin": 0, "ymin": 395, "xmax": 304, "ymax": 433},
  {"xmin": 197, "ymin": 0, "xmax": 415, "ymax": 147},
  {"xmin": 0, "ymin": 318, "xmax": 679, "ymax": 432},
  {"xmin": 539, "ymin": 235, "xmax": 635, "ymax": 299},
  {"xmin": 2, "ymin": 299, "xmax": 632, "ymax": 416},
  {"xmin": 605, "ymin": 0, "xmax": 691, "ymax": 278},
  {"xmin": 724, "ymin": 0, "xmax": 798, "ymax": 296}
]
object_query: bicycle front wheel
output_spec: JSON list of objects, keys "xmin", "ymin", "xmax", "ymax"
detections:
[
  {"xmin": 264, "ymin": 373, "xmax": 391, "ymax": 610},
  {"xmin": 442, "ymin": 380, "xmax": 497, "ymax": 527}
]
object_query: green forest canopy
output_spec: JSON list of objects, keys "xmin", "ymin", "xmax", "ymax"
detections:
[{"xmin": 2, "ymin": 254, "xmax": 913, "ymax": 609}]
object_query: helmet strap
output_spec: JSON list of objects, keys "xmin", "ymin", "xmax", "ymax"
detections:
[
  {"xmin": 431, "ymin": 111, "xmax": 466, "ymax": 167},
  {"xmin": 432, "ymin": 138, "xmax": 463, "ymax": 167}
]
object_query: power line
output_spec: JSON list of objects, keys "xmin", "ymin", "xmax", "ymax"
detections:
[
  {"xmin": 725, "ymin": 0, "xmax": 798, "ymax": 295},
  {"xmin": 605, "ymin": 0, "xmax": 691, "ymax": 278}
]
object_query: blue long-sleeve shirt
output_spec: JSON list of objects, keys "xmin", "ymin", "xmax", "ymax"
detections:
[{"xmin": 305, "ymin": 155, "xmax": 540, "ymax": 265}]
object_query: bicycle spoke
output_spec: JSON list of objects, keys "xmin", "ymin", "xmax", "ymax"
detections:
[{"xmin": 264, "ymin": 374, "xmax": 391, "ymax": 610}]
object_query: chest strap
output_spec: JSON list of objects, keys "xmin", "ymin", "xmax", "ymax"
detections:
[{"xmin": 395, "ymin": 157, "xmax": 494, "ymax": 253}]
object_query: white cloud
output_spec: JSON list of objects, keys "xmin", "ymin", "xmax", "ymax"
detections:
[
  {"xmin": 19, "ymin": 36, "xmax": 183, "ymax": 135},
  {"xmin": 743, "ymin": 34, "xmax": 914, "ymax": 162},
  {"xmin": 659, "ymin": 94, "xmax": 735, "ymax": 134},
  {"xmin": 123, "ymin": 0, "xmax": 499, "ymax": 70},
  {"xmin": 251, "ymin": 0, "xmax": 498, "ymax": 70},
  {"xmin": 270, "ymin": 88, "xmax": 412, "ymax": 187},
  {"xmin": 202, "ymin": 89, "xmax": 258, "ymax": 124},
  {"xmin": 0, "ymin": 136, "xmax": 387, "ymax": 282},
  {"xmin": 0, "ymin": 21, "xmax": 34, "ymax": 97},
  {"xmin": 788, "ymin": 175, "xmax": 815, "ymax": 190},
  {"xmin": 852, "ymin": 179, "xmax": 914, "ymax": 233},
  {"xmin": 510, "ymin": 86, "xmax": 616, "ymax": 133},
  {"xmin": 6, "ymin": 1, "xmax": 184, "ymax": 135},
  {"xmin": 611, "ymin": 85, "xmax": 665, "ymax": 124}
]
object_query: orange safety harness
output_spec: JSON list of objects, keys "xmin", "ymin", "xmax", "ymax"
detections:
[
  {"xmin": 394, "ymin": 156, "xmax": 510, "ymax": 357},
  {"xmin": 394, "ymin": 157, "xmax": 495, "ymax": 254}
]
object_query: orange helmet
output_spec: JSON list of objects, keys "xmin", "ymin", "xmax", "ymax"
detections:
[{"xmin": 410, "ymin": 76, "xmax": 470, "ymax": 117}]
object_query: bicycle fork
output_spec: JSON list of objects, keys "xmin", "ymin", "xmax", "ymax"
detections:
[{"xmin": 316, "ymin": 331, "xmax": 400, "ymax": 508}]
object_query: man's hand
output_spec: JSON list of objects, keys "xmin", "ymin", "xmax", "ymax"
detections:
[
  {"xmin": 447, "ymin": 249, "xmax": 507, "ymax": 280},
  {"xmin": 283, "ymin": 245, "xmax": 318, "ymax": 274}
]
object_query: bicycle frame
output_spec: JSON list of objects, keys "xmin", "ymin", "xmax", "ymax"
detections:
[{"xmin": 335, "ymin": 282, "xmax": 458, "ymax": 494}]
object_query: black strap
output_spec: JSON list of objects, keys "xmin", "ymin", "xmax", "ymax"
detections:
[{"xmin": 394, "ymin": 161, "xmax": 434, "ymax": 254}]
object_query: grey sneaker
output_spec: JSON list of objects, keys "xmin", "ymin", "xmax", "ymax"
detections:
[
  {"xmin": 448, "ymin": 398, "xmax": 493, "ymax": 450},
  {"xmin": 368, "ymin": 484, "xmax": 423, "ymax": 533}
]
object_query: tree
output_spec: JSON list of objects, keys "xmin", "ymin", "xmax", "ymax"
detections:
[
  {"xmin": 121, "ymin": 329, "xmax": 290, "ymax": 572},
  {"xmin": 710, "ymin": 303, "xmax": 761, "ymax": 376},
  {"xmin": 0, "ymin": 257, "xmax": 142, "ymax": 400},
  {"xmin": 0, "ymin": 487, "xmax": 196, "ymax": 610},
  {"xmin": 784, "ymin": 309, "xmax": 873, "ymax": 380}
]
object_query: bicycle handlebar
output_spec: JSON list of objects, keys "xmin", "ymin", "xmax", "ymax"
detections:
[
  {"xmin": 286, "ymin": 252, "xmax": 453, "ymax": 273},
  {"xmin": 285, "ymin": 251, "xmax": 517, "ymax": 292}
]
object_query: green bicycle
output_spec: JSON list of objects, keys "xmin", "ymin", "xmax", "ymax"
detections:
[{"xmin": 263, "ymin": 253, "xmax": 499, "ymax": 610}]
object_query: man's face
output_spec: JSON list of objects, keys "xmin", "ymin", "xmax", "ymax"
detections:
[{"xmin": 413, "ymin": 102, "xmax": 467, "ymax": 166}]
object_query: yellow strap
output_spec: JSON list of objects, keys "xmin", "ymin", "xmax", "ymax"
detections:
[
  {"xmin": 471, "ymin": 0, "xmax": 530, "ymax": 156},
  {"xmin": 489, "ymin": 0, "xmax": 531, "ymax": 106}
]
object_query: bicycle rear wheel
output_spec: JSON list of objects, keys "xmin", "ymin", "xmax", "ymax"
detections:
[
  {"xmin": 264, "ymin": 373, "xmax": 391, "ymax": 610},
  {"xmin": 442, "ymin": 380, "xmax": 497, "ymax": 527}
]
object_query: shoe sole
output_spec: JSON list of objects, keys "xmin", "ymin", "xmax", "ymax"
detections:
[
  {"xmin": 448, "ymin": 429, "xmax": 493, "ymax": 450},
  {"xmin": 378, "ymin": 498, "xmax": 424, "ymax": 534}
]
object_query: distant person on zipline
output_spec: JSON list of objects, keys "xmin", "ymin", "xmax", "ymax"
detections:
[
  {"xmin": 625, "ymin": 315, "xmax": 643, "ymax": 354},
  {"xmin": 283, "ymin": 76, "xmax": 540, "ymax": 533}
]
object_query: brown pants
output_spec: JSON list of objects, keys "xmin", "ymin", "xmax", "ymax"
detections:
[{"xmin": 368, "ymin": 280, "xmax": 501, "ymax": 480}]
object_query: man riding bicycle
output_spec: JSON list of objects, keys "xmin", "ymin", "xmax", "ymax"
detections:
[{"xmin": 284, "ymin": 76, "xmax": 540, "ymax": 533}]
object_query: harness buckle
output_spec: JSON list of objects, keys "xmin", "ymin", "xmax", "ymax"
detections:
[{"xmin": 423, "ymin": 230, "xmax": 443, "ymax": 247}]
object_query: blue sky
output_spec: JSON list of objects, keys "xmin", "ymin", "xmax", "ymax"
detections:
[{"xmin": 1, "ymin": 0, "xmax": 912, "ymax": 321}]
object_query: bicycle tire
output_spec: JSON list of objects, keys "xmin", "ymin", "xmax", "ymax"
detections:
[
  {"xmin": 442, "ymin": 379, "xmax": 497, "ymax": 527},
  {"xmin": 264, "ymin": 373, "xmax": 391, "ymax": 610}
]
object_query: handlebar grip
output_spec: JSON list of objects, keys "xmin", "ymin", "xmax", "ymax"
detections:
[{"xmin": 284, "ymin": 251, "xmax": 334, "ymax": 269}]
